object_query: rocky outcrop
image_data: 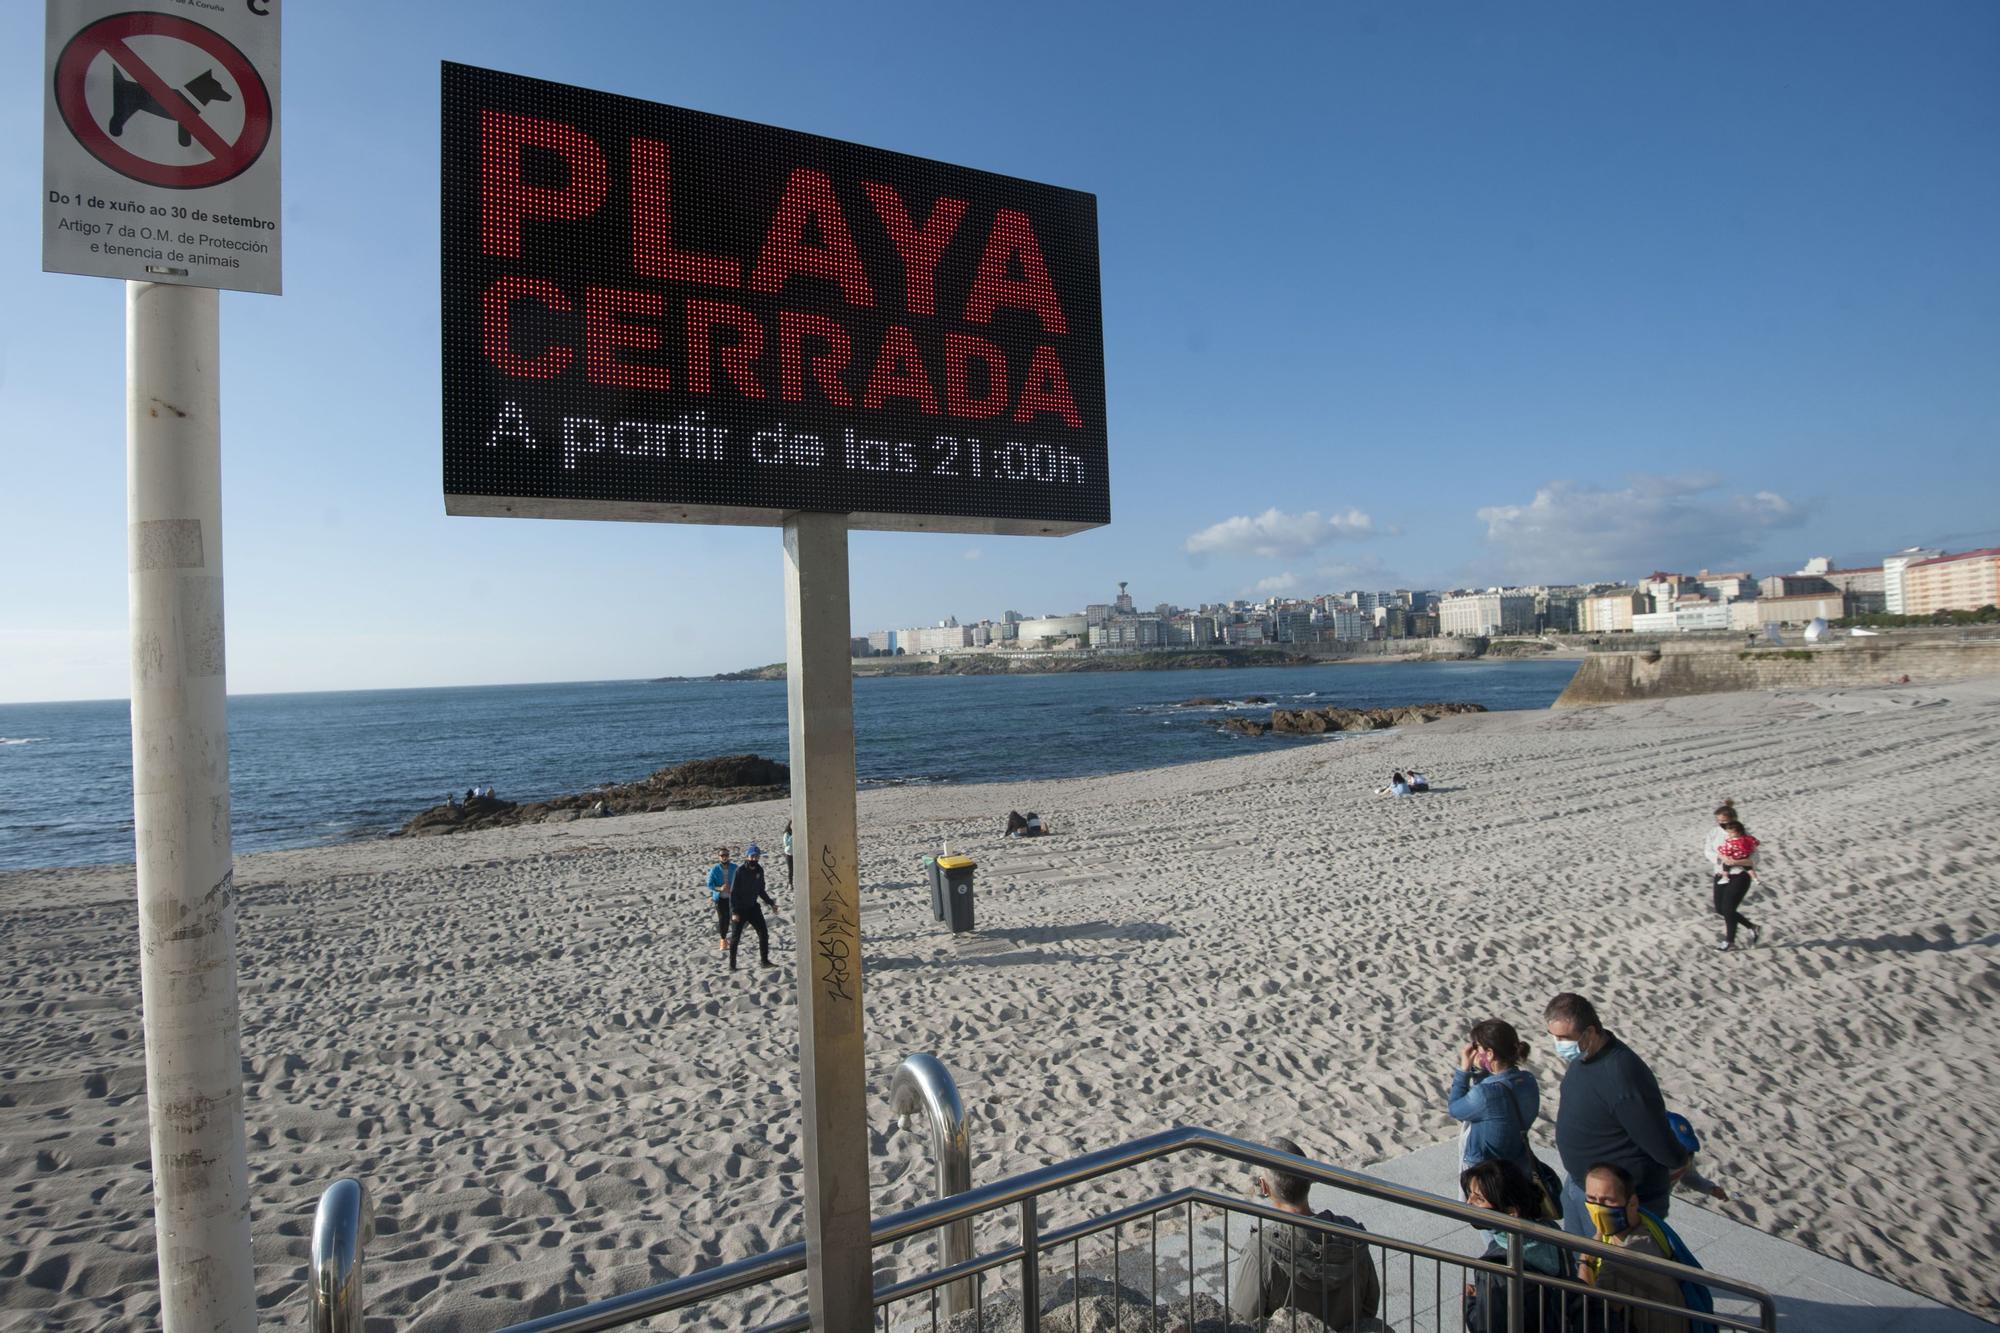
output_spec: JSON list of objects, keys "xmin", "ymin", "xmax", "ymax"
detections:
[
  {"xmin": 1211, "ymin": 702, "xmax": 1485, "ymax": 737},
  {"xmin": 1270, "ymin": 702, "xmax": 1485, "ymax": 733},
  {"xmin": 396, "ymin": 754, "xmax": 789, "ymax": 837}
]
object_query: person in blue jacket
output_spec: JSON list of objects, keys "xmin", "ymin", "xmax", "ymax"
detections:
[
  {"xmin": 705, "ymin": 847, "xmax": 735, "ymax": 952},
  {"xmin": 1449, "ymin": 1019, "xmax": 1543, "ymax": 1174}
]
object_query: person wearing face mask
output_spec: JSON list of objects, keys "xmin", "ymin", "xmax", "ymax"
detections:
[
  {"xmin": 1448, "ymin": 1020, "xmax": 1551, "ymax": 1191},
  {"xmin": 1580, "ymin": 1163, "xmax": 1713, "ymax": 1332},
  {"xmin": 1459, "ymin": 1159, "xmax": 1584, "ymax": 1333},
  {"xmin": 1543, "ymin": 993, "xmax": 1691, "ymax": 1245}
]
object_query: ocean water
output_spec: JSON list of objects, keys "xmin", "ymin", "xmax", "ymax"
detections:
[{"xmin": 0, "ymin": 659, "xmax": 1577, "ymax": 871}]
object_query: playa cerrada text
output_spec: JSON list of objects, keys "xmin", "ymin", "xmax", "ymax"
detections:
[{"xmin": 441, "ymin": 63, "xmax": 1108, "ymax": 526}]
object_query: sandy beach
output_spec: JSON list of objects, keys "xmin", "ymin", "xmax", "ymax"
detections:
[{"xmin": 3, "ymin": 677, "xmax": 1996, "ymax": 1329}]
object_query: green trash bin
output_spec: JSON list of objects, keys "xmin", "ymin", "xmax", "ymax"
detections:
[
  {"xmin": 923, "ymin": 854, "xmax": 945, "ymax": 922},
  {"xmin": 936, "ymin": 854, "xmax": 976, "ymax": 932}
]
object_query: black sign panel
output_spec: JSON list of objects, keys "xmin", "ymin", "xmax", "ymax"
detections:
[{"xmin": 441, "ymin": 63, "xmax": 1108, "ymax": 535}]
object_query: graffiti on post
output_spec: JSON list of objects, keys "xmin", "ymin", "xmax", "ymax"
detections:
[{"xmin": 813, "ymin": 842, "xmax": 857, "ymax": 1003}]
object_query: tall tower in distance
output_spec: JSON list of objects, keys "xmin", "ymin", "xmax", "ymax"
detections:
[{"xmin": 1115, "ymin": 581, "xmax": 1136, "ymax": 614}]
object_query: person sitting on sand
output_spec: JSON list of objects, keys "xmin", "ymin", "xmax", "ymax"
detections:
[
  {"xmin": 1024, "ymin": 811, "xmax": 1043, "ymax": 836},
  {"xmin": 728, "ymin": 845, "xmax": 779, "ymax": 971},
  {"xmin": 1227, "ymin": 1135, "xmax": 1381, "ymax": 1328},
  {"xmin": 1407, "ymin": 769, "xmax": 1431, "ymax": 793},
  {"xmin": 1377, "ymin": 772, "xmax": 1413, "ymax": 796},
  {"xmin": 706, "ymin": 848, "xmax": 736, "ymax": 953},
  {"xmin": 1459, "ymin": 1158, "xmax": 1577, "ymax": 1333},
  {"xmin": 1581, "ymin": 1162, "xmax": 1712, "ymax": 1332},
  {"xmin": 1005, "ymin": 810, "xmax": 1029, "ymax": 837}
]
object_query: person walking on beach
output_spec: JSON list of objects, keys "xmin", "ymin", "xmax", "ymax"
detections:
[
  {"xmin": 1447, "ymin": 1020, "xmax": 1551, "ymax": 1204},
  {"xmin": 706, "ymin": 847, "xmax": 736, "ymax": 952},
  {"xmin": 1543, "ymin": 993, "xmax": 1691, "ymax": 1242},
  {"xmin": 728, "ymin": 845, "xmax": 779, "ymax": 971},
  {"xmin": 1712, "ymin": 818, "xmax": 1761, "ymax": 951},
  {"xmin": 782, "ymin": 820, "xmax": 794, "ymax": 887}
]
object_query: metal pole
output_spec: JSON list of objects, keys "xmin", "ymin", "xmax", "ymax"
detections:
[
  {"xmin": 784, "ymin": 512, "xmax": 871, "ymax": 1333},
  {"xmin": 1506, "ymin": 1227, "xmax": 1524, "ymax": 1332},
  {"xmin": 125, "ymin": 279, "xmax": 255, "ymax": 1331},
  {"xmin": 889, "ymin": 1054, "xmax": 973, "ymax": 1315},
  {"xmin": 309, "ymin": 1177, "xmax": 371, "ymax": 1332}
]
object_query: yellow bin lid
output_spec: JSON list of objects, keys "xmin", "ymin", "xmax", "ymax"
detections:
[{"xmin": 935, "ymin": 855, "xmax": 976, "ymax": 870}]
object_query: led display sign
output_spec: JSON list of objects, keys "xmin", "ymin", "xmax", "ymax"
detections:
[{"xmin": 442, "ymin": 63, "xmax": 1108, "ymax": 535}]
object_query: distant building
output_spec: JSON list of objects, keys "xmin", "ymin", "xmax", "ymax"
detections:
[
  {"xmin": 866, "ymin": 629, "xmax": 898, "ymax": 655},
  {"xmin": 849, "ymin": 636, "xmax": 874, "ymax": 657},
  {"xmin": 1330, "ymin": 609, "xmax": 1371, "ymax": 641},
  {"xmin": 1274, "ymin": 610, "xmax": 1314, "ymax": 643},
  {"xmin": 1902, "ymin": 547, "xmax": 2000, "ymax": 615},
  {"xmin": 900, "ymin": 624, "xmax": 974, "ymax": 654},
  {"xmin": 1882, "ymin": 547, "xmax": 1944, "ymax": 614},
  {"xmin": 1016, "ymin": 614, "xmax": 1089, "ymax": 645},
  {"xmin": 1759, "ymin": 574, "xmax": 1835, "ymax": 600},
  {"xmin": 1753, "ymin": 592, "xmax": 1846, "ymax": 626},
  {"xmin": 1113, "ymin": 582, "xmax": 1136, "ymax": 615},
  {"xmin": 1093, "ymin": 617, "xmax": 1166, "ymax": 648},
  {"xmin": 1696, "ymin": 570, "xmax": 1756, "ymax": 602},
  {"xmin": 1438, "ymin": 592, "xmax": 1536, "ymax": 637},
  {"xmin": 1084, "ymin": 603, "xmax": 1113, "ymax": 627},
  {"xmin": 1579, "ymin": 590, "xmax": 1647, "ymax": 633},
  {"xmin": 1632, "ymin": 604, "xmax": 1733, "ymax": 634}
]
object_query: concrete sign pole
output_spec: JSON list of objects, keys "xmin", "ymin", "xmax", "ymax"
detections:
[
  {"xmin": 783, "ymin": 512, "xmax": 872, "ymax": 1333},
  {"xmin": 126, "ymin": 279, "xmax": 256, "ymax": 1331}
]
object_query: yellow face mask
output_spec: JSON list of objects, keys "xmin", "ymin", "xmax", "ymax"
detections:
[{"xmin": 1586, "ymin": 1201, "xmax": 1631, "ymax": 1238}]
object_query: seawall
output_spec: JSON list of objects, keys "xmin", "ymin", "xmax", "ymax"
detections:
[{"xmin": 1555, "ymin": 638, "xmax": 2000, "ymax": 707}]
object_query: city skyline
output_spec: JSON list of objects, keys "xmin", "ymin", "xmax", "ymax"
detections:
[{"xmin": 5, "ymin": 1, "xmax": 1998, "ymax": 702}]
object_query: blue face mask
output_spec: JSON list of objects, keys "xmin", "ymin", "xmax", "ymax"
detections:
[
  {"xmin": 1480, "ymin": 1228, "xmax": 1567, "ymax": 1275},
  {"xmin": 1554, "ymin": 1037, "xmax": 1584, "ymax": 1065}
]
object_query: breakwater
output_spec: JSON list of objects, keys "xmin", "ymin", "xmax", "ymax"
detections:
[{"xmin": 1555, "ymin": 637, "xmax": 2000, "ymax": 707}]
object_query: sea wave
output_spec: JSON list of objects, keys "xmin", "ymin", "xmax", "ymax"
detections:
[{"xmin": 0, "ymin": 737, "xmax": 49, "ymax": 746}]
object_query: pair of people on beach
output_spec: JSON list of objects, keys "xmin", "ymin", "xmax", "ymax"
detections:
[
  {"xmin": 705, "ymin": 846, "xmax": 777, "ymax": 971},
  {"xmin": 1705, "ymin": 798, "xmax": 1762, "ymax": 951},
  {"xmin": 1376, "ymin": 769, "xmax": 1431, "ymax": 796}
]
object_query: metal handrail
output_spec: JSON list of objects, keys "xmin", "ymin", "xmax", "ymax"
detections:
[
  {"xmin": 308, "ymin": 1177, "xmax": 371, "ymax": 1333},
  {"xmin": 496, "ymin": 1124, "xmax": 1779, "ymax": 1331},
  {"xmin": 888, "ymin": 1053, "xmax": 973, "ymax": 1316}
]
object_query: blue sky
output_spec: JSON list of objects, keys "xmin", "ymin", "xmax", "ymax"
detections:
[{"xmin": 4, "ymin": 1, "xmax": 1996, "ymax": 701}]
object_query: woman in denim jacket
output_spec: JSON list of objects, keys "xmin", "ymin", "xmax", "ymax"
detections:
[{"xmin": 1448, "ymin": 1019, "xmax": 1542, "ymax": 1171}]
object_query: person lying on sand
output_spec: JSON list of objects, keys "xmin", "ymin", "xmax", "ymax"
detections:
[{"xmin": 1376, "ymin": 772, "xmax": 1413, "ymax": 796}]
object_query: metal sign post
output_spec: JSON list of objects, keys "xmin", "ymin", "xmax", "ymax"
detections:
[
  {"xmin": 436, "ymin": 63, "xmax": 1108, "ymax": 1330},
  {"xmin": 43, "ymin": 2, "xmax": 281, "ymax": 1323},
  {"xmin": 125, "ymin": 279, "xmax": 256, "ymax": 1331},
  {"xmin": 783, "ymin": 513, "xmax": 870, "ymax": 1330}
]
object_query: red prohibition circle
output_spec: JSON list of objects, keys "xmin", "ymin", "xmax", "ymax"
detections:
[{"xmin": 54, "ymin": 11, "xmax": 272, "ymax": 190}]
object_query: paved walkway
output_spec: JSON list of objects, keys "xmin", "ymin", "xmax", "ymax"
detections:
[{"xmin": 1310, "ymin": 1141, "xmax": 1996, "ymax": 1332}]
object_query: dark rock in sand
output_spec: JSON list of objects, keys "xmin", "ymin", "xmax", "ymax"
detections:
[
  {"xmin": 396, "ymin": 754, "xmax": 789, "ymax": 837},
  {"xmin": 1207, "ymin": 701, "xmax": 1486, "ymax": 739},
  {"xmin": 1178, "ymin": 697, "xmax": 1229, "ymax": 707}
]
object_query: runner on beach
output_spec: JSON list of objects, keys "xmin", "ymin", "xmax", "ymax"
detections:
[{"xmin": 706, "ymin": 847, "xmax": 735, "ymax": 952}]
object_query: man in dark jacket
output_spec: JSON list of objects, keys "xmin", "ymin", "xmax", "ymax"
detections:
[
  {"xmin": 727, "ymin": 845, "xmax": 779, "ymax": 971},
  {"xmin": 1228, "ymin": 1136, "xmax": 1381, "ymax": 1329},
  {"xmin": 1543, "ymin": 993, "xmax": 1690, "ymax": 1241}
]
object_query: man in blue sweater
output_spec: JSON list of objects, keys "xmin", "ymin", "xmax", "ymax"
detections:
[{"xmin": 1543, "ymin": 992, "xmax": 1691, "ymax": 1242}]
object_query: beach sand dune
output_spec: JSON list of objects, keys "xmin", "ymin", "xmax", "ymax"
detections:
[{"xmin": 2, "ymin": 678, "xmax": 1996, "ymax": 1328}]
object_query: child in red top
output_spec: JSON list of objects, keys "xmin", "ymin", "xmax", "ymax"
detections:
[{"xmin": 1716, "ymin": 822, "xmax": 1759, "ymax": 867}]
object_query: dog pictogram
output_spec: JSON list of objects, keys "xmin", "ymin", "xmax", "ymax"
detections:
[{"xmin": 109, "ymin": 67, "xmax": 234, "ymax": 147}]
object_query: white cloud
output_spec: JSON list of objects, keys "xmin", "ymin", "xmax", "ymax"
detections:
[
  {"xmin": 1252, "ymin": 572, "xmax": 1300, "ymax": 594},
  {"xmin": 1185, "ymin": 507, "xmax": 1375, "ymax": 559},
  {"xmin": 1476, "ymin": 475, "xmax": 1804, "ymax": 580},
  {"xmin": 962, "ymin": 547, "xmax": 983, "ymax": 561}
]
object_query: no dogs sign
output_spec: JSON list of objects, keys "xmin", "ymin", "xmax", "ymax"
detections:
[{"xmin": 43, "ymin": 0, "xmax": 282, "ymax": 294}]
